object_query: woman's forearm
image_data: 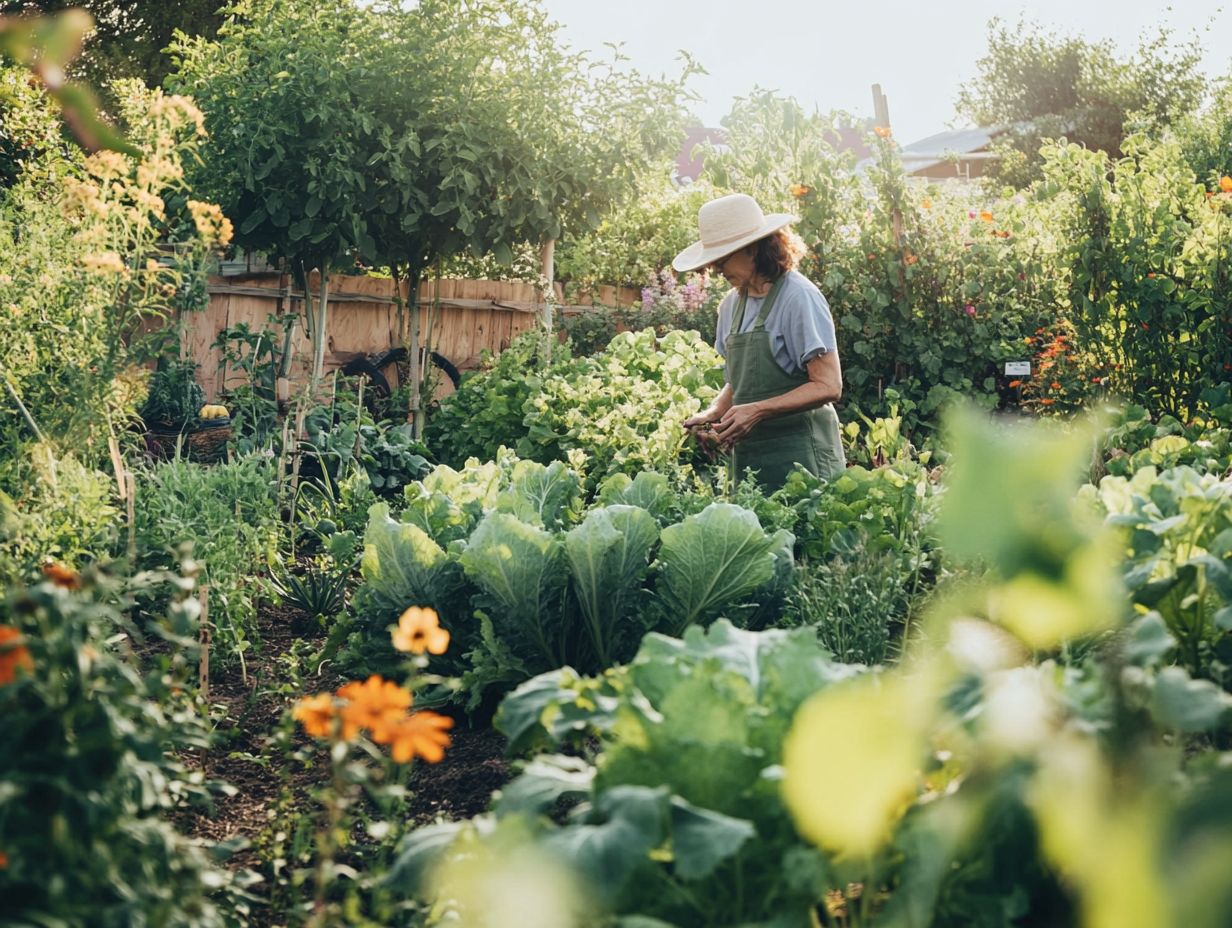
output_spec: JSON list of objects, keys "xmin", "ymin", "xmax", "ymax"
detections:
[{"xmin": 750, "ymin": 380, "xmax": 839, "ymax": 419}]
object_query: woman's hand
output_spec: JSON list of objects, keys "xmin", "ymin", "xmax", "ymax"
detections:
[
  {"xmin": 713, "ymin": 403, "xmax": 764, "ymax": 450},
  {"xmin": 683, "ymin": 408, "xmax": 721, "ymax": 431}
]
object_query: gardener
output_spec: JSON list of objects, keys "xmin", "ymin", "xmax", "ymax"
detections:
[{"xmin": 678, "ymin": 193, "xmax": 845, "ymax": 489}]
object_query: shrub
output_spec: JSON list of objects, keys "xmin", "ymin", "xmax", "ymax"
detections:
[{"xmin": 0, "ymin": 569, "xmax": 237, "ymax": 926}]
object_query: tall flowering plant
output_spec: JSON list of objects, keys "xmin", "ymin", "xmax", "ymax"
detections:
[
  {"xmin": 0, "ymin": 73, "xmax": 232, "ymax": 469},
  {"xmin": 290, "ymin": 605, "xmax": 454, "ymax": 927}
]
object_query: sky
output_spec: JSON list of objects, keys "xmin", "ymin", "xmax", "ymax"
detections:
[{"xmin": 537, "ymin": 0, "xmax": 1232, "ymax": 146}]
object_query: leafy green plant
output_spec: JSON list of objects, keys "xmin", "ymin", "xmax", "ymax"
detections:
[
  {"xmin": 140, "ymin": 358, "xmax": 206, "ymax": 429},
  {"xmin": 346, "ymin": 454, "xmax": 791, "ymax": 706},
  {"xmin": 0, "ymin": 568, "xmax": 246, "ymax": 926},
  {"xmin": 134, "ymin": 453, "xmax": 280, "ymax": 671},
  {"xmin": 0, "ymin": 442, "xmax": 118, "ymax": 580},
  {"xmin": 389, "ymin": 620, "xmax": 859, "ymax": 926},
  {"xmin": 270, "ymin": 558, "xmax": 350, "ymax": 627}
]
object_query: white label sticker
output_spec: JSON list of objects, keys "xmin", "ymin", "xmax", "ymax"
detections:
[{"xmin": 1004, "ymin": 361, "xmax": 1031, "ymax": 377}]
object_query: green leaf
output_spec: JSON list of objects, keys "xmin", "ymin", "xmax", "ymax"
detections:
[
  {"xmin": 540, "ymin": 785, "xmax": 667, "ymax": 900},
  {"xmin": 1150, "ymin": 666, "xmax": 1232, "ymax": 732},
  {"xmin": 360, "ymin": 503, "xmax": 451, "ymax": 614},
  {"xmin": 1124, "ymin": 612, "xmax": 1176, "ymax": 667},
  {"xmin": 655, "ymin": 504, "xmax": 780, "ymax": 633},
  {"xmin": 383, "ymin": 821, "xmax": 467, "ymax": 892},
  {"xmin": 667, "ymin": 796, "xmax": 755, "ymax": 880},
  {"xmin": 565, "ymin": 505, "xmax": 659, "ymax": 665},
  {"xmin": 495, "ymin": 754, "xmax": 594, "ymax": 816}
]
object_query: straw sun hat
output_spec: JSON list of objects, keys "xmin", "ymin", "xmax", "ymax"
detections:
[{"xmin": 671, "ymin": 193, "xmax": 798, "ymax": 273}]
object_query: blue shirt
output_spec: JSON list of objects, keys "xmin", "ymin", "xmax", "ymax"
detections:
[{"xmin": 714, "ymin": 270, "xmax": 838, "ymax": 377}]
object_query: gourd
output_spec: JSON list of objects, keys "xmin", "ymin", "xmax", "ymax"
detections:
[{"xmin": 198, "ymin": 404, "xmax": 229, "ymax": 420}]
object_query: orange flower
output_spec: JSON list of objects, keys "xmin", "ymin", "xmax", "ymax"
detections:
[
  {"xmin": 979, "ymin": 210, "xmax": 994, "ymax": 222},
  {"xmin": 40, "ymin": 561, "xmax": 80, "ymax": 589},
  {"xmin": 1220, "ymin": 175, "xmax": 1232, "ymax": 193},
  {"xmin": 293, "ymin": 693, "xmax": 336, "ymax": 739},
  {"xmin": 1146, "ymin": 272, "xmax": 1156, "ymax": 279},
  {"xmin": 0, "ymin": 851, "xmax": 8, "ymax": 869},
  {"xmin": 392, "ymin": 606, "xmax": 450, "ymax": 656},
  {"xmin": 789, "ymin": 183, "xmax": 812, "ymax": 198},
  {"xmin": 904, "ymin": 254, "xmax": 919, "ymax": 266},
  {"xmin": 1008, "ymin": 379, "xmax": 1023, "ymax": 388},
  {"xmin": 337, "ymin": 675, "xmax": 412, "ymax": 738},
  {"xmin": 0, "ymin": 627, "xmax": 32, "ymax": 686},
  {"xmin": 1050, "ymin": 381, "xmax": 1062, "ymax": 389},
  {"xmin": 1040, "ymin": 398, "xmax": 1055, "ymax": 406},
  {"xmin": 921, "ymin": 198, "xmax": 932, "ymax": 209},
  {"xmin": 373, "ymin": 710, "xmax": 454, "ymax": 764},
  {"xmin": 873, "ymin": 126, "xmax": 892, "ymax": 139}
]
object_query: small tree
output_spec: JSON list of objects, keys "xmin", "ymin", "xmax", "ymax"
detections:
[
  {"xmin": 169, "ymin": 0, "xmax": 379, "ymax": 388},
  {"xmin": 957, "ymin": 18, "xmax": 1207, "ymax": 188}
]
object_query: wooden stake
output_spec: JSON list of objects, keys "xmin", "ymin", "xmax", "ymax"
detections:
[
  {"xmin": 125, "ymin": 471, "xmax": 136, "ymax": 565},
  {"xmin": 198, "ymin": 584, "xmax": 211, "ymax": 698}
]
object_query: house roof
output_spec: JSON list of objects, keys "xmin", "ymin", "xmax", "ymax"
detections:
[{"xmin": 896, "ymin": 126, "xmax": 1004, "ymax": 174}]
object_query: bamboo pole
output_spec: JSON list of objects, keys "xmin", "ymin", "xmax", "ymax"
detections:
[{"xmin": 197, "ymin": 584, "xmax": 211, "ymax": 698}]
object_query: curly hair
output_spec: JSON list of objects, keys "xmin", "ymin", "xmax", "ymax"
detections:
[{"xmin": 750, "ymin": 227, "xmax": 807, "ymax": 280}]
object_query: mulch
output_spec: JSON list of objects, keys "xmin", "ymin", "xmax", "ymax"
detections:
[{"xmin": 177, "ymin": 600, "xmax": 512, "ymax": 878}]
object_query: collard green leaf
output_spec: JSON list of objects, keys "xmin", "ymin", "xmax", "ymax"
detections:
[
  {"xmin": 667, "ymin": 796, "xmax": 755, "ymax": 880},
  {"xmin": 1150, "ymin": 666, "xmax": 1232, "ymax": 732},
  {"xmin": 360, "ymin": 503, "xmax": 451, "ymax": 613},
  {"xmin": 1124, "ymin": 612, "xmax": 1176, "ymax": 667},
  {"xmin": 598, "ymin": 471, "xmax": 674, "ymax": 519},
  {"xmin": 540, "ymin": 785, "xmax": 668, "ymax": 901},
  {"xmin": 655, "ymin": 504, "xmax": 780, "ymax": 633},
  {"xmin": 495, "ymin": 459, "xmax": 582, "ymax": 529},
  {"xmin": 565, "ymin": 505, "xmax": 659, "ymax": 665},
  {"xmin": 384, "ymin": 820, "xmax": 467, "ymax": 892},
  {"xmin": 459, "ymin": 512, "xmax": 567, "ymax": 666},
  {"xmin": 495, "ymin": 754, "xmax": 595, "ymax": 816}
]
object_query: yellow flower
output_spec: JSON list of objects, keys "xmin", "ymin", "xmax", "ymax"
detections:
[
  {"xmin": 0, "ymin": 626, "xmax": 33, "ymax": 686},
  {"xmin": 372, "ymin": 710, "xmax": 454, "ymax": 764},
  {"xmin": 336, "ymin": 675, "xmax": 412, "ymax": 738},
  {"xmin": 84, "ymin": 150, "xmax": 130, "ymax": 181},
  {"xmin": 789, "ymin": 183, "xmax": 812, "ymax": 198},
  {"xmin": 392, "ymin": 606, "xmax": 450, "ymax": 655},
  {"xmin": 292, "ymin": 693, "xmax": 336, "ymax": 738},
  {"xmin": 921, "ymin": 198, "xmax": 932, "ymax": 209},
  {"xmin": 81, "ymin": 252, "xmax": 127, "ymax": 275},
  {"xmin": 187, "ymin": 199, "xmax": 234, "ymax": 247},
  {"xmin": 873, "ymin": 126, "xmax": 892, "ymax": 139}
]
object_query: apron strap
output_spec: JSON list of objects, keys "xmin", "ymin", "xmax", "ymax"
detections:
[{"xmin": 733, "ymin": 274, "xmax": 787, "ymax": 333}]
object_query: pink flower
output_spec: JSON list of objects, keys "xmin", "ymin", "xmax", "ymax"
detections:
[
  {"xmin": 964, "ymin": 304, "xmax": 977, "ymax": 317},
  {"xmin": 968, "ymin": 210, "xmax": 977, "ymax": 219}
]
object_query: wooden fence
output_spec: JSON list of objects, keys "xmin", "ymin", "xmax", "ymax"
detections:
[{"xmin": 191, "ymin": 273, "xmax": 639, "ymax": 401}]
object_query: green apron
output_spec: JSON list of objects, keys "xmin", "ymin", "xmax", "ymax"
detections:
[{"xmin": 726, "ymin": 275, "xmax": 845, "ymax": 490}]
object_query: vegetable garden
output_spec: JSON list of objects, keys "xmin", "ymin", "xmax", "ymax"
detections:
[{"xmin": 3, "ymin": 3, "xmax": 1232, "ymax": 927}]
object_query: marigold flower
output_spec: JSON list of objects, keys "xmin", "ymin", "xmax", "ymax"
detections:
[
  {"xmin": 979, "ymin": 210, "xmax": 994, "ymax": 222},
  {"xmin": 337, "ymin": 675, "xmax": 412, "ymax": 738},
  {"xmin": 873, "ymin": 126, "xmax": 892, "ymax": 139},
  {"xmin": 1009, "ymin": 379, "xmax": 1023, "ymax": 388},
  {"xmin": 1146, "ymin": 272, "xmax": 1156, "ymax": 279},
  {"xmin": 904, "ymin": 254, "xmax": 918, "ymax": 266},
  {"xmin": 1050, "ymin": 381, "xmax": 1062, "ymax": 389},
  {"xmin": 1040, "ymin": 398, "xmax": 1055, "ymax": 406},
  {"xmin": 0, "ymin": 627, "xmax": 33, "ymax": 686},
  {"xmin": 41, "ymin": 561, "xmax": 80, "ymax": 589},
  {"xmin": 789, "ymin": 183, "xmax": 812, "ymax": 198},
  {"xmin": 293, "ymin": 693, "xmax": 336, "ymax": 738},
  {"xmin": 1221, "ymin": 175, "xmax": 1232, "ymax": 193},
  {"xmin": 921, "ymin": 198, "xmax": 932, "ymax": 209},
  {"xmin": 373, "ymin": 710, "xmax": 454, "ymax": 764},
  {"xmin": 393, "ymin": 606, "xmax": 450, "ymax": 655}
]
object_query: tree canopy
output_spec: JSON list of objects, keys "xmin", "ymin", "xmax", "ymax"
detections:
[{"xmin": 957, "ymin": 19, "xmax": 1207, "ymax": 187}]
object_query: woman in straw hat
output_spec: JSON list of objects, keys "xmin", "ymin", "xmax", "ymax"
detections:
[{"xmin": 678, "ymin": 193, "xmax": 845, "ymax": 489}]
